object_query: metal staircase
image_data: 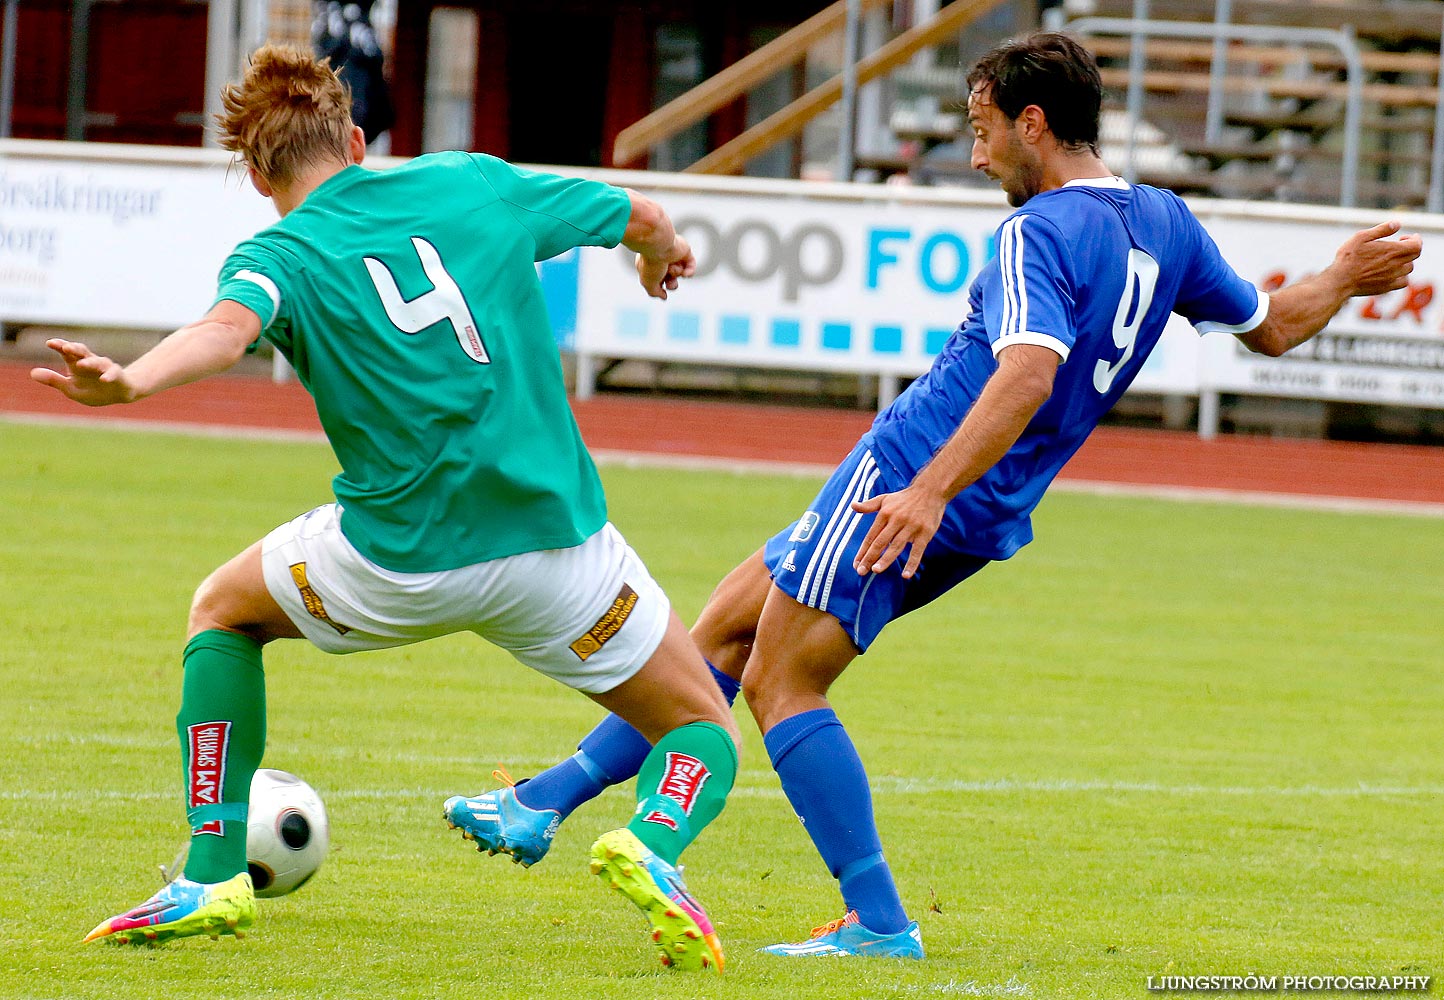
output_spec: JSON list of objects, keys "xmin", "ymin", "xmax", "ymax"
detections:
[
  {"xmin": 612, "ymin": 0, "xmax": 1010, "ymax": 178},
  {"xmin": 1059, "ymin": 0, "xmax": 1444, "ymax": 209}
]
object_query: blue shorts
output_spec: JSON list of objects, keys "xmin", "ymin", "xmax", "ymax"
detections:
[{"xmin": 763, "ymin": 440, "xmax": 991, "ymax": 652}]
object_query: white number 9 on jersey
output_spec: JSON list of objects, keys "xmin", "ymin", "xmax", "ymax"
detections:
[{"xmin": 1094, "ymin": 248, "xmax": 1159, "ymax": 394}]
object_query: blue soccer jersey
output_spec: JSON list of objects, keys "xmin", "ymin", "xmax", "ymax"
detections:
[{"xmin": 867, "ymin": 177, "xmax": 1267, "ymax": 560}]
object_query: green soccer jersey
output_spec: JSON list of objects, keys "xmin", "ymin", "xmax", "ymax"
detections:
[{"xmin": 214, "ymin": 151, "xmax": 631, "ymax": 572}]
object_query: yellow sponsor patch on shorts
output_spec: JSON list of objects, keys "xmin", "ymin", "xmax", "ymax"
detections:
[
  {"xmin": 289, "ymin": 562, "xmax": 351, "ymax": 636},
  {"xmin": 570, "ymin": 583, "xmax": 638, "ymax": 661}
]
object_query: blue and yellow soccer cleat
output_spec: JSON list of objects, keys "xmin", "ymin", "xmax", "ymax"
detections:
[
  {"xmin": 443, "ymin": 769, "xmax": 559, "ymax": 867},
  {"xmin": 84, "ymin": 872, "xmax": 256, "ymax": 945},
  {"xmin": 759, "ymin": 910, "xmax": 924, "ymax": 958},
  {"xmin": 589, "ymin": 828, "xmax": 724, "ymax": 973}
]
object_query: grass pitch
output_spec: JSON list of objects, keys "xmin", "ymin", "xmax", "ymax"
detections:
[{"xmin": 0, "ymin": 420, "xmax": 1439, "ymax": 999}]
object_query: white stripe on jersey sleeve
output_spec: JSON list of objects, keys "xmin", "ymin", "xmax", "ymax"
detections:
[
  {"xmin": 1009, "ymin": 216, "xmax": 1028, "ymax": 338},
  {"xmin": 994, "ymin": 215, "xmax": 1069, "ymax": 359},
  {"xmin": 1005, "ymin": 216, "xmax": 1016, "ymax": 341},
  {"xmin": 235, "ymin": 269, "xmax": 282, "ymax": 328},
  {"xmin": 1194, "ymin": 290, "xmax": 1270, "ymax": 335},
  {"xmin": 998, "ymin": 216, "xmax": 1026, "ymax": 342},
  {"xmin": 991, "ymin": 330, "xmax": 1071, "ymax": 361}
]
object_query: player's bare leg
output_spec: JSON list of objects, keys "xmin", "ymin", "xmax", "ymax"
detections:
[
  {"xmin": 188, "ymin": 541, "xmax": 304, "ymax": 643},
  {"xmin": 588, "ymin": 611, "xmax": 740, "ymax": 746},
  {"xmin": 740, "ymin": 582, "xmax": 858, "ymax": 728},
  {"xmin": 452, "ymin": 552, "xmax": 770, "ymax": 866},
  {"xmin": 691, "ymin": 547, "xmax": 771, "ymax": 681},
  {"xmin": 743, "ymin": 585, "xmax": 924, "ymax": 959}
]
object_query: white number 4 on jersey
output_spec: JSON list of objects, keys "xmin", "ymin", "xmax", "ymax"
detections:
[{"xmin": 365, "ymin": 237, "xmax": 490, "ymax": 363}]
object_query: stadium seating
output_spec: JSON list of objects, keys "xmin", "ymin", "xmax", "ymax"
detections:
[{"xmin": 1069, "ymin": 0, "xmax": 1444, "ymax": 209}]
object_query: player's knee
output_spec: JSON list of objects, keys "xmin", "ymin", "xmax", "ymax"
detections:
[
  {"xmin": 187, "ymin": 573, "xmax": 223, "ymax": 635},
  {"xmin": 188, "ymin": 570, "xmax": 246, "ymax": 638},
  {"xmin": 740, "ymin": 663, "xmax": 781, "ymax": 722},
  {"xmin": 680, "ymin": 674, "xmax": 742, "ymax": 746},
  {"xmin": 692, "ymin": 623, "xmax": 750, "ymax": 679}
]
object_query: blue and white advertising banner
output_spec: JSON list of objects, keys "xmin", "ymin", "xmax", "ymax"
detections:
[
  {"xmin": 2, "ymin": 141, "xmax": 1440, "ymax": 411},
  {"xmin": 573, "ymin": 178, "xmax": 1205, "ymax": 394},
  {"xmin": 576, "ymin": 173, "xmax": 1444, "ymax": 409}
]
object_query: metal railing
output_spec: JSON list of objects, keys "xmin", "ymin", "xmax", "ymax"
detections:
[
  {"xmin": 687, "ymin": 0, "xmax": 1003, "ymax": 175},
  {"xmin": 1067, "ymin": 14, "xmax": 1367, "ymax": 207},
  {"xmin": 612, "ymin": 0, "xmax": 891, "ymax": 167}
]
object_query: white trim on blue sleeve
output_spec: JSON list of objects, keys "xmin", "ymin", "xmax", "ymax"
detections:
[
  {"xmin": 235, "ymin": 269, "xmax": 281, "ymax": 328},
  {"xmin": 998, "ymin": 215, "xmax": 1029, "ymax": 344},
  {"xmin": 995, "ymin": 214, "xmax": 1071, "ymax": 361},
  {"xmin": 1194, "ymin": 290, "xmax": 1269, "ymax": 336},
  {"xmin": 992, "ymin": 331, "xmax": 1071, "ymax": 361}
]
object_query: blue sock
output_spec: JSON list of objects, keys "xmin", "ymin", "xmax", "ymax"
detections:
[
  {"xmin": 511, "ymin": 755, "xmax": 605, "ymax": 819},
  {"xmin": 514, "ymin": 661, "xmax": 740, "ymax": 816},
  {"xmin": 706, "ymin": 662, "xmax": 742, "ymax": 706},
  {"xmin": 764, "ymin": 708, "xmax": 909, "ymax": 935}
]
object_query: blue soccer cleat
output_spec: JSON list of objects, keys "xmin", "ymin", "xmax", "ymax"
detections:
[
  {"xmin": 589, "ymin": 828, "xmax": 724, "ymax": 973},
  {"xmin": 443, "ymin": 769, "xmax": 559, "ymax": 867},
  {"xmin": 759, "ymin": 910, "xmax": 924, "ymax": 958},
  {"xmin": 84, "ymin": 872, "xmax": 256, "ymax": 945}
]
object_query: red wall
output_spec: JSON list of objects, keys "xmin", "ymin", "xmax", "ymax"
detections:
[{"xmin": 10, "ymin": 0, "xmax": 206, "ymax": 146}]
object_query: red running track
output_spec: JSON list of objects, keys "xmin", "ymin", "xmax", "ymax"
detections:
[{"xmin": 3, "ymin": 360, "xmax": 1442, "ymax": 506}]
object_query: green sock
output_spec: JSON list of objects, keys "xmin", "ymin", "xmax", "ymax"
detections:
[
  {"xmin": 627, "ymin": 721, "xmax": 737, "ymax": 865},
  {"xmin": 177, "ymin": 629, "xmax": 266, "ymax": 884}
]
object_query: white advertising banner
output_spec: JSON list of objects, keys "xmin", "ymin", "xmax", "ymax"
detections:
[
  {"xmin": 0, "ymin": 142, "xmax": 281, "ymax": 329},
  {"xmin": 1, "ymin": 141, "xmax": 1440, "ymax": 411},
  {"xmin": 1188, "ymin": 206, "xmax": 1444, "ymax": 409},
  {"xmin": 574, "ymin": 175, "xmax": 1204, "ymax": 395},
  {"xmin": 576, "ymin": 174, "xmax": 1444, "ymax": 409}
]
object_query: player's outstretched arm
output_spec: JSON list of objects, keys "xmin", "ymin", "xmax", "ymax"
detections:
[
  {"xmin": 29, "ymin": 299, "xmax": 261, "ymax": 406},
  {"xmin": 1239, "ymin": 221, "xmax": 1422, "ymax": 357},
  {"xmin": 851, "ymin": 344, "xmax": 1060, "ymax": 579},
  {"xmin": 622, "ymin": 190, "xmax": 696, "ymax": 301}
]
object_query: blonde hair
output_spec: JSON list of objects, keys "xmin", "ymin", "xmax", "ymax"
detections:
[{"xmin": 217, "ymin": 44, "xmax": 353, "ymax": 189}]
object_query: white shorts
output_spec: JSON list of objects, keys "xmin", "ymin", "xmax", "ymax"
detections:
[{"xmin": 260, "ymin": 505, "xmax": 671, "ymax": 694}]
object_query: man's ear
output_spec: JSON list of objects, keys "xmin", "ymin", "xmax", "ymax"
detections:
[
  {"xmin": 248, "ymin": 165, "xmax": 273, "ymax": 198},
  {"xmin": 348, "ymin": 124, "xmax": 367, "ymax": 164},
  {"xmin": 1017, "ymin": 104, "xmax": 1049, "ymax": 143}
]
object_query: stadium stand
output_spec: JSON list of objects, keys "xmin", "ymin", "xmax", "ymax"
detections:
[{"xmin": 1061, "ymin": 0, "xmax": 1444, "ymax": 210}]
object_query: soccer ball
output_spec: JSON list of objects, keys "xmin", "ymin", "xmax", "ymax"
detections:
[{"xmin": 246, "ymin": 768, "xmax": 329, "ymax": 898}]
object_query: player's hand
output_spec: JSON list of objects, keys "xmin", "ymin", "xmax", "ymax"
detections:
[
  {"xmin": 29, "ymin": 339, "xmax": 138, "ymax": 406},
  {"xmin": 636, "ymin": 236, "xmax": 696, "ymax": 300},
  {"xmin": 850, "ymin": 484, "xmax": 947, "ymax": 579},
  {"xmin": 1335, "ymin": 221, "xmax": 1422, "ymax": 297}
]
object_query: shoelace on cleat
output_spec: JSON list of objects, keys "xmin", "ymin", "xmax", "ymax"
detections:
[
  {"xmin": 809, "ymin": 910, "xmax": 861, "ymax": 939},
  {"xmin": 492, "ymin": 766, "xmax": 518, "ymax": 788},
  {"xmin": 158, "ymin": 842, "xmax": 190, "ymax": 886}
]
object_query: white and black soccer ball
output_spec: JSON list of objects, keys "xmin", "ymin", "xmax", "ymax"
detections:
[{"xmin": 247, "ymin": 768, "xmax": 329, "ymax": 898}]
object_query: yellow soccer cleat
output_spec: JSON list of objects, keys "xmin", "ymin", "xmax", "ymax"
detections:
[
  {"xmin": 589, "ymin": 829, "xmax": 724, "ymax": 973},
  {"xmin": 84, "ymin": 872, "xmax": 256, "ymax": 945}
]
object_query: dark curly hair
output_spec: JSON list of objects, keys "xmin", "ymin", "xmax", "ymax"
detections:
[{"xmin": 965, "ymin": 32, "xmax": 1103, "ymax": 153}]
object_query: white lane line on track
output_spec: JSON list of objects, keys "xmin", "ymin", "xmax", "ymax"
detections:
[
  {"xmin": 5, "ymin": 410, "xmax": 1442, "ymax": 518},
  {"xmin": 1052, "ymin": 477, "xmax": 1444, "ymax": 519},
  {"xmin": 0, "ymin": 409, "xmax": 330, "ymax": 444}
]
